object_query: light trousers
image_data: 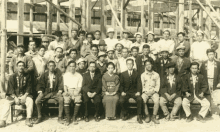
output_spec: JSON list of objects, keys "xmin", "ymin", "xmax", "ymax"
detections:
[
  {"xmin": 142, "ymin": 93, "xmax": 160, "ymax": 115},
  {"xmin": 160, "ymin": 97, "xmax": 182, "ymax": 116}
]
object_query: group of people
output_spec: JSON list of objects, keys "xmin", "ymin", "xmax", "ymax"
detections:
[{"xmin": 0, "ymin": 27, "xmax": 220, "ymax": 128}]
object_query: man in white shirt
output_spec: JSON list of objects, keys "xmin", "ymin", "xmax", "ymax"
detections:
[
  {"xmin": 119, "ymin": 30, "xmax": 132, "ymax": 49},
  {"xmin": 146, "ymin": 31, "xmax": 158, "ymax": 59},
  {"xmin": 63, "ymin": 60, "xmax": 83, "ymax": 125},
  {"xmin": 48, "ymin": 31, "xmax": 65, "ymax": 51},
  {"xmin": 104, "ymin": 28, "xmax": 118, "ymax": 49},
  {"xmin": 25, "ymin": 41, "xmax": 38, "ymax": 58},
  {"xmin": 92, "ymin": 30, "xmax": 101, "ymax": 45},
  {"xmin": 130, "ymin": 32, "xmax": 145, "ymax": 53}
]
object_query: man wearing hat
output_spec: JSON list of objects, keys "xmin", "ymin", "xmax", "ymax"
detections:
[
  {"xmin": 114, "ymin": 43, "xmax": 124, "ymax": 59},
  {"xmin": 76, "ymin": 58, "xmax": 88, "ymax": 75},
  {"xmin": 25, "ymin": 41, "xmax": 38, "ymax": 58},
  {"xmin": 9, "ymin": 45, "xmax": 34, "ymax": 75},
  {"xmin": 174, "ymin": 32, "xmax": 190, "ymax": 58},
  {"xmin": 130, "ymin": 32, "xmax": 145, "ymax": 53},
  {"xmin": 41, "ymin": 36, "xmax": 50, "ymax": 50},
  {"xmin": 146, "ymin": 31, "xmax": 158, "ymax": 59},
  {"xmin": 0, "ymin": 61, "xmax": 34, "ymax": 127},
  {"xmin": 96, "ymin": 52, "xmax": 107, "ymax": 75},
  {"xmin": 85, "ymin": 44, "xmax": 99, "ymax": 65},
  {"xmin": 68, "ymin": 29, "xmax": 82, "ymax": 53},
  {"xmin": 106, "ymin": 47, "xmax": 120, "ymax": 74},
  {"xmin": 159, "ymin": 62, "xmax": 182, "ymax": 121},
  {"xmin": 81, "ymin": 32, "xmax": 94, "ymax": 57},
  {"xmin": 98, "ymin": 40, "xmax": 107, "ymax": 52},
  {"xmin": 190, "ymin": 30, "xmax": 211, "ymax": 66},
  {"xmin": 104, "ymin": 28, "xmax": 118, "ymax": 49},
  {"xmin": 48, "ymin": 31, "xmax": 65, "ymax": 51},
  {"xmin": 119, "ymin": 30, "xmax": 132, "ymax": 49},
  {"xmin": 34, "ymin": 60, "xmax": 64, "ymax": 124},
  {"xmin": 92, "ymin": 30, "xmax": 102, "ymax": 45}
]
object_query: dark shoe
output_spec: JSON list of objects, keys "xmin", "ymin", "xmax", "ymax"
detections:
[
  {"xmin": 137, "ymin": 115, "xmax": 143, "ymax": 124},
  {"xmin": 170, "ymin": 114, "xmax": 175, "ymax": 121},
  {"xmin": 121, "ymin": 116, "xmax": 126, "ymax": 121},
  {"xmin": 197, "ymin": 114, "xmax": 205, "ymax": 123},
  {"xmin": 0, "ymin": 120, "xmax": 6, "ymax": 128},
  {"xmin": 72, "ymin": 116, "xmax": 78, "ymax": 125},
  {"xmin": 165, "ymin": 113, "xmax": 170, "ymax": 121},
  {"xmin": 95, "ymin": 116, "xmax": 100, "ymax": 122},
  {"xmin": 33, "ymin": 117, "xmax": 42, "ymax": 124},
  {"xmin": 186, "ymin": 114, "xmax": 193, "ymax": 122},
  {"xmin": 144, "ymin": 115, "xmax": 151, "ymax": 123},
  {"xmin": 151, "ymin": 115, "xmax": 160, "ymax": 124},
  {"xmin": 85, "ymin": 117, "xmax": 89, "ymax": 122},
  {"xmin": 206, "ymin": 111, "xmax": 212, "ymax": 118},
  {"xmin": 25, "ymin": 118, "xmax": 33, "ymax": 127},
  {"xmin": 58, "ymin": 117, "xmax": 65, "ymax": 124}
]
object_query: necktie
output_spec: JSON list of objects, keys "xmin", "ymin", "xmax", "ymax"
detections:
[{"xmin": 91, "ymin": 73, "xmax": 94, "ymax": 80}]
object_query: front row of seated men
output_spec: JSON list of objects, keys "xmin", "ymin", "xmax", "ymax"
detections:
[{"xmin": 0, "ymin": 55, "xmax": 217, "ymax": 127}]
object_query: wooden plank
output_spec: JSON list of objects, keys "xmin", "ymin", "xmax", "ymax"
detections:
[
  {"xmin": 176, "ymin": 6, "xmax": 179, "ymax": 33},
  {"xmin": 148, "ymin": 0, "xmax": 154, "ymax": 32},
  {"xmin": 141, "ymin": 0, "xmax": 145, "ymax": 42},
  {"xmin": 120, "ymin": 0, "xmax": 126, "ymax": 38},
  {"xmin": 204, "ymin": 0, "xmax": 211, "ymax": 40},
  {"xmin": 101, "ymin": 0, "xmax": 107, "ymax": 39},
  {"xmin": 123, "ymin": 0, "xmax": 131, "ymax": 10},
  {"xmin": 17, "ymin": 0, "xmax": 24, "ymax": 45},
  {"xmin": 217, "ymin": 8, "xmax": 220, "ymax": 40},
  {"xmin": 86, "ymin": 0, "xmax": 91, "ymax": 31},
  {"xmin": 179, "ymin": 0, "xmax": 184, "ymax": 32},
  {"xmin": 159, "ymin": 13, "xmax": 163, "ymax": 35},
  {"xmin": 81, "ymin": 0, "xmax": 87, "ymax": 30},
  {"xmin": 111, "ymin": 0, "xmax": 117, "ymax": 39},
  {"xmin": 30, "ymin": 0, "xmax": 34, "ymax": 41},
  {"xmin": 57, "ymin": 1, "xmax": 60, "ymax": 31},
  {"xmin": 69, "ymin": 0, "xmax": 75, "ymax": 37},
  {"xmin": 199, "ymin": 8, "xmax": 203, "ymax": 30},
  {"xmin": 47, "ymin": 0, "xmax": 52, "ymax": 35},
  {"xmin": 33, "ymin": 0, "xmax": 45, "ymax": 3},
  {"xmin": 189, "ymin": 0, "xmax": 193, "ymax": 45}
]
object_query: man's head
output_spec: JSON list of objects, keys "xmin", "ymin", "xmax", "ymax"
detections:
[
  {"xmin": 176, "ymin": 45, "xmax": 185, "ymax": 57},
  {"xmin": 177, "ymin": 32, "xmax": 185, "ymax": 42},
  {"xmin": 77, "ymin": 58, "xmax": 86, "ymax": 70},
  {"xmin": 41, "ymin": 36, "xmax": 49, "ymax": 48},
  {"xmin": 135, "ymin": 34, "xmax": 142, "ymax": 43},
  {"xmin": 71, "ymin": 29, "xmax": 78, "ymax": 38},
  {"xmin": 123, "ymin": 31, "xmax": 129, "ymax": 39},
  {"xmin": 17, "ymin": 45, "xmax": 24, "ymax": 54},
  {"xmin": 28, "ymin": 41, "xmax": 36, "ymax": 51},
  {"xmin": 142, "ymin": 44, "xmax": 150, "ymax": 56},
  {"xmin": 91, "ymin": 45, "xmax": 99, "ymax": 56},
  {"xmin": 115, "ymin": 43, "xmax": 123, "ymax": 51},
  {"xmin": 62, "ymin": 33, "xmax": 68, "ymax": 42},
  {"xmin": 163, "ymin": 30, "xmax": 170, "ymax": 40},
  {"xmin": 54, "ymin": 31, "xmax": 62, "ymax": 41},
  {"xmin": 107, "ymin": 62, "xmax": 115, "ymax": 74},
  {"xmin": 88, "ymin": 61, "xmax": 96, "ymax": 73},
  {"xmin": 86, "ymin": 32, "xmax": 94, "ymax": 43},
  {"xmin": 160, "ymin": 48, "xmax": 169, "ymax": 59},
  {"xmin": 107, "ymin": 28, "xmax": 115, "ymax": 39},
  {"xmin": 166, "ymin": 62, "xmax": 176, "ymax": 74},
  {"xmin": 197, "ymin": 31, "xmax": 204, "ymax": 42},
  {"xmin": 147, "ymin": 31, "xmax": 155, "ymax": 42},
  {"xmin": 94, "ymin": 30, "xmax": 101, "ymax": 40},
  {"xmin": 38, "ymin": 45, "xmax": 46, "ymax": 57},
  {"xmin": 17, "ymin": 61, "xmax": 25, "ymax": 73},
  {"xmin": 48, "ymin": 60, "xmax": 56, "ymax": 72},
  {"xmin": 121, "ymin": 48, "xmax": 129, "ymax": 58},
  {"xmin": 206, "ymin": 49, "xmax": 215, "ymax": 61},
  {"xmin": 55, "ymin": 47, "xmax": 63, "ymax": 58},
  {"xmin": 190, "ymin": 62, "xmax": 199, "ymax": 75},
  {"xmin": 107, "ymin": 50, "xmax": 114, "ymax": 59},
  {"xmin": 67, "ymin": 60, "xmax": 76, "ymax": 74},
  {"xmin": 144, "ymin": 60, "xmax": 153, "ymax": 71},
  {"xmin": 99, "ymin": 40, "xmax": 107, "ymax": 51},
  {"xmin": 69, "ymin": 49, "xmax": 77, "ymax": 59},
  {"xmin": 126, "ymin": 58, "xmax": 134, "ymax": 71},
  {"xmin": 131, "ymin": 46, "xmax": 139, "ymax": 57},
  {"xmin": 78, "ymin": 30, "xmax": 86, "ymax": 40},
  {"xmin": 98, "ymin": 52, "xmax": 106, "ymax": 62}
]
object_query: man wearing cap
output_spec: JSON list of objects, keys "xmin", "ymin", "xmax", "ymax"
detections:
[
  {"xmin": 34, "ymin": 60, "xmax": 64, "ymax": 124},
  {"xmin": 96, "ymin": 52, "xmax": 107, "ymax": 75},
  {"xmin": 9, "ymin": 45, "xmax": 34, "ymax": 75},
  {"xmin": 119, "ymin": 30, "xmax": 132, "ymax": 49},
  {"xmin": 146, "ymin": 31, "xmax": 158, "ymax": 59},
  {"xmin": 157, "ymin": 29, "xmax": 175, "ymax": 56},
  {"xmin": 130, "ymin": 32, "xmax": 145, "ymax": 53},
  {"xmin": 48, "ymin": 31, "xmax": 65, "ymax": 51},
  {"xmin": 98, "ymin": 40, "xmax": 107, "ymax": 52},
  {"xmin": 81, "ymin": 32, "xmax": 93, "ymax": 57},
  {"xmin": 190, "ymin": 30, "xmax": 211, "ymax": 66},
  {"xmin": 92, "ymin": 30, "xmax": 102, "ymax": 45},
  {"xmin": 85, "ymin": 44, "xmax": 99, "ymax": 65},
  {"xmin": 41, "ymin": 36, "xmax": 50, "ymax": 50},
  {"xmin": 104, "ymin": 28, "xmax": 118, "ymax": 49},
  {"xmin": 159, "ymin": 62, "xmax": 182, "ymax": 121},
  {"xmin": 76, "ymin": 58, "xmax": 88, "ymax": 75},
  {"xmin": 0, "ymin": 61, "xmax": 33, "ymax": 127},
  {"xmin": 25, "ymin": 41, "xmax": 38, "ymax": 58},
  {"xmin": 174, "ymin": 32, "xmax": 190, "ymax": 58},
  {"xmin": 63, "ymin": 60, "xmax": 83, "ymax": 125},
  {"xmin": 182, "ymin": 62, "xmax": 210, "ymax": 123},
  {"xmin": 114, "ymin": 43, "xmax": 124, "ymax": 59},
  {"xmin": 68, "ymin": 29, "xmax": 82, "ymax": 53},
  {"xmin": 106, "ymin": 47, "xmax": 120, "ymax": 74}
]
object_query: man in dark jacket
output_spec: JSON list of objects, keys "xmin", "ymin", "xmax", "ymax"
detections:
[
  {"xmin": 182, "ymin": 62, "xmax": 210, "ymax": 123},
  {"xmin": 0, "ymin": 61, "xmax": 33, "ymax": 127},
  {"xmin": 34, "ymin": 60, "xmax": 64, "ymax": 124},
  {"xmin": 119, "ymin": 58, "xmax": 143, "ymax": 124},
  {"xmin": 159, "ymin": 62, "xmax": 182, "ymax": 121}
]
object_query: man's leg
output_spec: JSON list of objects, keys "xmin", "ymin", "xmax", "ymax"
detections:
[
  {"xmin": 53, "ymin": 94, "xmax": 65, "ymax": 124},
  {"xmin": 24, "ymin": 97, "xmax": 34, "ymax": 127},
  {"xmin": 35, "ymin": 93, "xmax": 44, "ymax": 120},
  {"xmin": 63, "ymin": 92, "xmax": 71, "ymax": 126},
  {"xmin": 197, "ymin": 98, "xmax": 210, "ymax": 118},
  {"xmin": 72, "ymin": 94, "xmax": 82, "ymax": 124},
  {"xmin": 151, "ymin": 93, "xmax": 160, "ymax": 124},
  {"xmin": 133, "ymin": 94, "xmax": 143, "ymax": 124},
  {"xmin": 142, "ymin": 93, "xmax": 150, "ymax": 123},
  {"xmin": 93, "ymin": 94, "xmax": 102, "ymax": 122},
  {"xmin": 182, "ymin": 98, "xmax": 193, "ymax": 122},
  {"xmin": 0, "ymin": 98, "xmax": 14, "ymax": 127},
  {"xmin": 170, "ymin": 97, "xmax": 182, "ymax": 120},
  {"xmin": 159, "ymin": 97, "xmax": 169, "ymax": 117},
  {"xmin": 82, "ymin": 92, "xmax": 90, "ymax": 122},
  {"xmin": 119, "ymin": 95, "xmax": 129, "ymax": 119}
]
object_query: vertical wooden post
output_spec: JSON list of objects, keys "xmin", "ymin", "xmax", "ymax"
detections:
[
  {"xmin": 217, "ymin": 8, "xmax": 220, "ymax": 39},
  {"xmin": 1, "ymin": 0, "xmax": 7, "ymax": 95},
  {"xmin": 205, "ymin": 0, "xmax": 211, "ymax": 40},
  {"xmin": 141, "ymin": 0, "xmax": 145, "ymax": 42},
  {"xmin": 189, "ymin": 0, "xmax": 193, "ymax": 45},
  {"xmin": 176, "ymin": 6, "xmax": 179, "ymax": 34},
  {"xmin": 199, "ymin": 8, "xmax": 203, "ymax": 30},
  {"xmin": 69, "ymin": 0, "xmax": 75, "ymax": 38},
  {"xmin": 112, "ymin": 0, "xmax": 117, "ymax": 39},
  {"xmin": 86, "ymin": 0, "xmax": 91, "ymax": 31},
  {"xmin": 179, "ymin": 0, "xmax": 184, "ymax": 32},
  {"xmin": 101, "ymin": 0, "xmax": 107, "ymax": 39},
  {"xmin": 159, "ymin": 13, "xmax": 163, "ymax": 35},
  {"xmin": 17, "ymin": 0, "xmax": 24, "ymax": 44},
  {"xmin": 57, "ymin": 1, "xmax": 60, "ymax": 31},
  {"xmin": 81, "ymin": 0, "xmax": 87, "ymax": 30},
  {"xmin": 47, "ymin": 0, "xmax": 52, "ymax": 35},
  {"xmin": 120, "ymin": 0, "xmax": 125, "ymax": 38},
  {"xmin": 30, "ymin": 0, "xmax": 34, "ymax": 41},
  {"xmin": 148, "ymin": 0, "xmax": 154, "ymax": 32}
]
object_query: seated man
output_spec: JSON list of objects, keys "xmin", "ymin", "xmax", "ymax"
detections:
[
  {"xmin": 34, "ymin": 60, "xmax": 64, "ymax": 124},
  {"xmin": 119, "ymin": 58, "xmax": 143, "ymax": 124},
  {"xmin": 82, "ymin": 62, "xmax": 102, "ymax": 122},
  {"xmin": 63, "ymin": 61, "xmax": 83, "ymax": 125},
  {"xmin": 159, "ymin": 62, "xmax": 182, "ymax": 121},
  {"xmin": 0, "ymin": 61, "xmax": 33, "ymax": 127},
  {"xmin": 182, "ymin": 62, "xmax": 210, "ymax": 123},
  {"xmin": 140, "ymin": 60, "xmax": 160, "ymax": 124}
]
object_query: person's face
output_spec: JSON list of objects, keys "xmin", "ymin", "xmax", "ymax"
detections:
[
  {"xmin": 123, "ymin": 33, "xmax": 129, "ymax": 39},
  {"xmin": 91, "ymin": 47, "xmax": 98, "ymax": 55},
  {"xmin": 89, "ymin": 63, "xmax": 96, "ymax": 72},
  {"xmin": 143, "ymin": 48, "xmax": 150, "ymax": 56},
  {"xmin": 107, "ymin": 65, "xmax": 114, "ymax": 73},
  {"xmin": 178, "ymin": 34, "xmax": 184, "ymax": 42},
  {"xmin": 29, "ymin": 42, "xmax": 36, "ymax": 51},
  {"xmin": 147, "ymin": 34, "xmax": 154, "ymax": 41},
  {"xmin": 55, "ymin": 36, "xmax": 61, "ymax": 41},
  {"xmin": 99, "ymin": 46, "xmax": 105, "ymax": 51},
  {"xmin": 145, "ymin": 62, "xmax": 153, "ymax": 71},
  {"xmin": 38, "ymin": 48, "xmax": 45, "ymax": 57},
  {"xmin": 131, "ymin": 49, "xmax": 138, "ymax": 57},
  {"xmin": 107, "ymin": 51, "xmax": 114, "ymax": 59},
  {"xmin": 48, "ymin": 63, "xmax": 56, "ymax": 72},
  {"xmin": 168, "ymin": 67, "xmax": 175, "ymax": 74},
  {"xmin": 62, "ymin": 35, "xmax": 68, "ymax": 42},
  {"xmin": 99, "ymin": 56, "xmax": 105, "ymax": 62},
  {"xmin": 56, "ymin": 48, "xmax": 63, "ymax": 58},
  {"xmin": 178, "ymin": 49, "xmax": 185, "ymax": 57},
  {"xmin": 190, "ymin": 65, "xmax": 198, "ymax": 75},
  {"xmin": 68, "ymin": 63, "xmax": 76, "ymax": 74},
  {"xmin": 87, "ymin": 35, "xmax": 93, "ymax": 43},
  {"xmin": 207, "ymin": 52, "xmax": 215, "ymax": 61},
  {"xmin": 122, "ymin": 49, "xmax": 128, "ymax": 58},
  {"xmin": 17, "ymin": 47, "xmax": 24, "ymax": 54},
  {"xmin": 94, "ymin": 32, "xmax": 101, "ymax": 40},
  {"xmin": 161, "ymin": 51, "xmax": 169, "ymax": 59},
  {"xmin": 71, "ymin": 31, "xmax": 78, "ymax": 38},
  {"xmin": 163, "ymin": 31, "xmax": 170, "ymax": 40},
  {"xmin": 197, "ymin": 34, "xmax": 203, "ymax": 42},
  {"xmin": 126, "ymin": 60, "xmax": 134, "ymax": 70},
  {"xmin": 42, "ymin": 41, "xmax": 49, "ymax": 48},
  {"xmin": 78, "ymin": 62, "xmax": 85, "ymax": 69},
  {"xmin": 79, "ymin": 34, "xmax": 85, "ymax": 40},
  {"xmin": 136, "ymin": 35, "xmax": 142, "ymax": 42},
  {"xmin": 108, "ymin": 32, "xmax": 114, "ymax": 38},
  {"xmin": 115, "ymin": 44, "xmax": 123, "ymax": 51},
  {"xmin": 17, "ymin": 63, "xmax": 25, "ymax": 73},
  {"xmin": 70, "ymin": 51, "xmax": 77, "ymax": 58}
]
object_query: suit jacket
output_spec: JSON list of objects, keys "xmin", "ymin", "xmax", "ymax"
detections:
[
  {"xmin": 155, "ymin": 57, "xmax": 172, "ymax": 81},
  {"xmin": 82, "ymin": 71, "xmax": 102, "ymax": 94},
  {"xmin": 174, "ymin": 57, "xmax": 191, "ymax": 77},
  {"xmin": 136, "ymin": 55, "xmax": 155, "ymax": 75},
  {"xmin": 37, "ymin": 70, "xmax": 63, "ymax": 95},
  {"xmin": 182, "ymin": 73, "xmax": 208, "ymax": 101},
  {"xmin": 120, "ymin": 70, "xmax": 141, "ymax": 93},
  {"xmin": 200, "ymin": 60, "xmax": 220, "ymax": 93},
  {"xmin": 160, "ymin": 74, "xmax": 182, "ymax": 102}
]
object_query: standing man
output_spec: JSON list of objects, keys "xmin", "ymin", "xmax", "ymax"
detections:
[
  {"xmin": 98, "ymin": 40, "xmax": 107, "ymax": 52},
  {"xmin": 34, "ymin": 60, "xmax": 64, "ymax": 124},
  {"xmin": 81, "ymin": 33, "xmax": 93, "ymax": 57},
  {"xmin": 25, "ymin": 41, "xmax": 38, "ymax": 58},
  {"xmin": 174, "ymin": 32, "xmax": 190, "ymax": 58},
  {"xmin": 130, "ymin": 32, "xmax": 145, "ymax": 53},
  {"xmin": 69, "ymin": 29, "xmax": 82, "ymax": 53},
  {"xmin": 82, "ymin": 62, "xmax": 102, "ymax": 122},
  {"xmin": 104, "ymin": 28, "xmax": 118, "ymax": 49},
  {"xmin": 119, "ymin": 58, "xmax": 143, "ymax": 124},
  {"xmin": 146, "ymin": 31, "xmax": 158, "ymax": 59},
  {"xmin": 93, "ymin": 30, "xmax": 102, "ymax": 45},
  {"xmin": 85, "ymin": 45, "xmax": 99, "ymax": 64},
  {"xmin": 48, "ymin": 31, "xmax": 65, "ymax": 51},
  {"xmin": 41, "ymin": 36, "xmax": 50, "ymax": 50},
  {"xmin": 114, "ymin": 43, "xmax": 124, "ymax": 59},
  {"xmin": 119, "ymin": 30, "xmax": 132, "ymax": 49},
  {"xmin": 0, "ymin": 61, "xmax": 34, "ymax": 127},
  {"xmin": 182, "ymin": 62, "xmax": 210, "ymax": 123}
]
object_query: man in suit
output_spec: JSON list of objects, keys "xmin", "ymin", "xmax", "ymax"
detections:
[
  {"xmin": 34, "ymin": 60, "xmax": 64, "ymax": 124},
  {"xmin": 182, "ymin": 62, "xmax": 210, "ymax": 123},
  {"xmin": 82, "ymin": 61, "xmax": 102, "ymax": 122},
  {"xmin": 159, "ymin": 62, "xmax": 182, "ymax": 121},
  {"xmin": 119, "ymin": 58, "xmax": 143, "ymax": 124}
]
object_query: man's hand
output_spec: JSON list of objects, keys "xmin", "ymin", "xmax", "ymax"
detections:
[
  {"xmin": 147, "ymin": 90, "xmax": 155, "ymax": 96},
  {"xmin": 87, "ymin": 92, "xmax": 92, "ymax": 98},
  {"xmin": 199, "ymin": 92, "xmax": 204, "ymax": 98},
  {"xmin": 186, "ymin": 92, "xmax": 191, "ymax": 97},
  {"xmin": 19, "ymin": 95, "xmax": 27, "ymax": 104},
  {"xmin": 170, "ymin": 93, "xmax": 176, "ymax": 99},
  {"xmin": 165, "ymin": 93, "xmax": 172, "ymax": 101},
  {"xmin": 111, "ymin": 92, "xmax": 116, "ymax": 96},
  {"xmin": 14, "ymin": 97, "xmax": 20, "ymax": 105},
  {"xmin": 57, "ymin": 90, "xmax": 62, "ymax": 96},
  {"xmin": 121, "ymin": 92, "xmax": 126, "ymax": 96},
  {"xmin": 91, "ymin": 92, "xmax": 97, "ymax": 98},
  {"xmin": 135, "ymin": 92, "xmax": 140, "ymax": 96},
  {"xmin": 217, "ymin": 83, "xmax": 220, "ymax": 88},
  {"xmin": 105, "ymin": 92, "xmax": 110, "ymax": 95}
]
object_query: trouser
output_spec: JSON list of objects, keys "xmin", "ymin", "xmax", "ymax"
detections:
[
  {"xmin": 160, "ymin": 97, "xmax": 182, "ymax": 116},
  {"xmin": 142, "ymin": 93, "xmax": 160, "ymax": 115},
  {"xmin": 63, "ymin": 89, "xmax": 82, "ymax": 106},
  {"xmin": 35, "ymin": 93, "xmax": 64, "ymax": 118},
  {"xmin": 103, "ymin": 94, "xmax": 119, "ymax": 118},
  {"xmin": 119, "ymin": 93, "xmax": 143, "ymax": 116},
  {"xmin": 0, "ymin": 96, "xmax": 33, "ymax": 121},
  {"xmin": 83, "ymin": 92, "xmax": 102, "ymax": 117},
  {"xmin": 182, "ymin": 97, "xmax": 210, "ymax": 118}
]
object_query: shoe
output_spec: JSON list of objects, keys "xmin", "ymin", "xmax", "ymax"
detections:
[
  {"xmin": 137, "ymin": 115, "xmax": 143, "ymax": 124},
  {"xmin": 58, "ymin": 117, "xmax": 65, "ymax": 124},
  {"xmin": 25, "ymin": 118, "xmax": 33, "ymax": 127},
  {"xmin": 170, "ymin": 114, "xmax": 175, "ymax": 121},
  {"xmin": 33, "ymin": 117, "xmax": 42, "ymax": 124},
  {"xmin": 186, "ymin": 114, "xmax": 193, "ymax": 122},
  {"xmin": 95, "ymin": 116, "xmax": 100, "ymax": 122},
  {"xmin": 165, "ymin": 113, "xmax": 170, "ymax": 121},
  {"xmin": 121, "ymin": 116, "xmax": 126, "ymax": 121},
  {"xmin": 85, "ymin": 117, "xmax": 89, "ymax": 122},
  {"xmin": 0, "ymin": 120, "xmax": 6, "ymax": 128},
  {"xmin": 206, "ymin": 111, "xmax": 212, "ymax": 118},
  {"xmin": 72, "ymin": 116, "xmax": 78, "ymax": 125},
  {"xmin": 197, "ymin": 114, "xmax": 205, "ymax": 123},
  {"xmin": 144, "ymin": 115, "xmax": 151, "ymax": 123},
  {"xmin": 151, "ymin": 115, "xmax": 160, "ymax": 124}
]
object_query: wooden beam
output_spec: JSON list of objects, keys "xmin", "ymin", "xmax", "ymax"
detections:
[
  {"xmin": 47, "ymin": 0, "xmax": 52, "ymax": 35},
  {"xmin": 148, "ymin": 0, "xmax": 154, "ymax": 32},
  {"xmin": 199, "ymin": 8, "xmax": 203, "ymax": 30},
  {"xmin": 111, "ymin": 0, "xmax": 117, "ymax": 39},
  {"xmin": 86, "ymin": 0, "xmax": 91, "ymax": 31},
  {"xmin": 17, "ymin": 0, "xmax": 24, "ymax": 44},
  {"xmin": 141, "ymin": 0, "xmax": 145, "ymax": 42},
  {"xmin": 179, "ymin": 0, "xmax": 184, "ymax": 32},
  {"xmin": 101, "ymin": 0, "xmax": 107, "ymax": 39},
  {"xmin": 30, "ymin": 0, "xmax": 34, "ymax": 41},
  {"xmin": 204, "ymin": 0, "xmax": 211, "ymax": 40},
  {"xmin": 159, "ymin": 13, "xmax": 163, "ymax": 35},
  {"xmin": 189, "ymin": 0, "xmax": 193, "ymax": 45},
  {"xmin": 123, "ymin": 0, "xmax": 131, "ymax": 10},
  {"xmin": 81, "ymin": 0, "xmax": 87, "ymax": 30},
  {"xmin": 120, "ymin": 0, "xmax": 126, "ymax": 38},
  {"xmin": 69, "ymin": 0, "xmax": 75, "ymax": 37},
  {"xmin": 217, "ymin": 8, "xmax": 220, "ymax": 40},
  {"xmin": 57, "ymin": 1, "xmax": 60, "ymax": 31},
  {"xmin": 176, "ymin": 5, "xmax": 179, "ymax": 33}
]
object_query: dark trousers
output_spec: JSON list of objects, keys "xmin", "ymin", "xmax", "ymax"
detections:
[
  {"xmin": 35, "ymin": 93, "xmax": 64, "ymax": 118},
  {"xmin": 119, "ymin": 93, "xmax": 143, "ymax": 116},
  {"xmin": 82, "ymin": 92, "xmax": 102, "ymax": 117}
]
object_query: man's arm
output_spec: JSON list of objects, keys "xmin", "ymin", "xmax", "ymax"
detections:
[
  {"xmin": 25, "ymin": 74, "xmax": 32, "ymax": 95},
  {"xmin": 6, "ymin": 75, "xmax": 15, "ymax": 96},
  {"xmin": 119, "ymin": 73, "xmax": 124, "ymax": 93},
  {"xmin": 154, "ymin": 73, "xmax": 160, "ymax": 93},
  {"xmin": 24, "ymin": 56, "xmax": 34, "ymax": 74},
  {"xmin": 82, "ymin": 75, "xmax": 90, "ymax": 93}
]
